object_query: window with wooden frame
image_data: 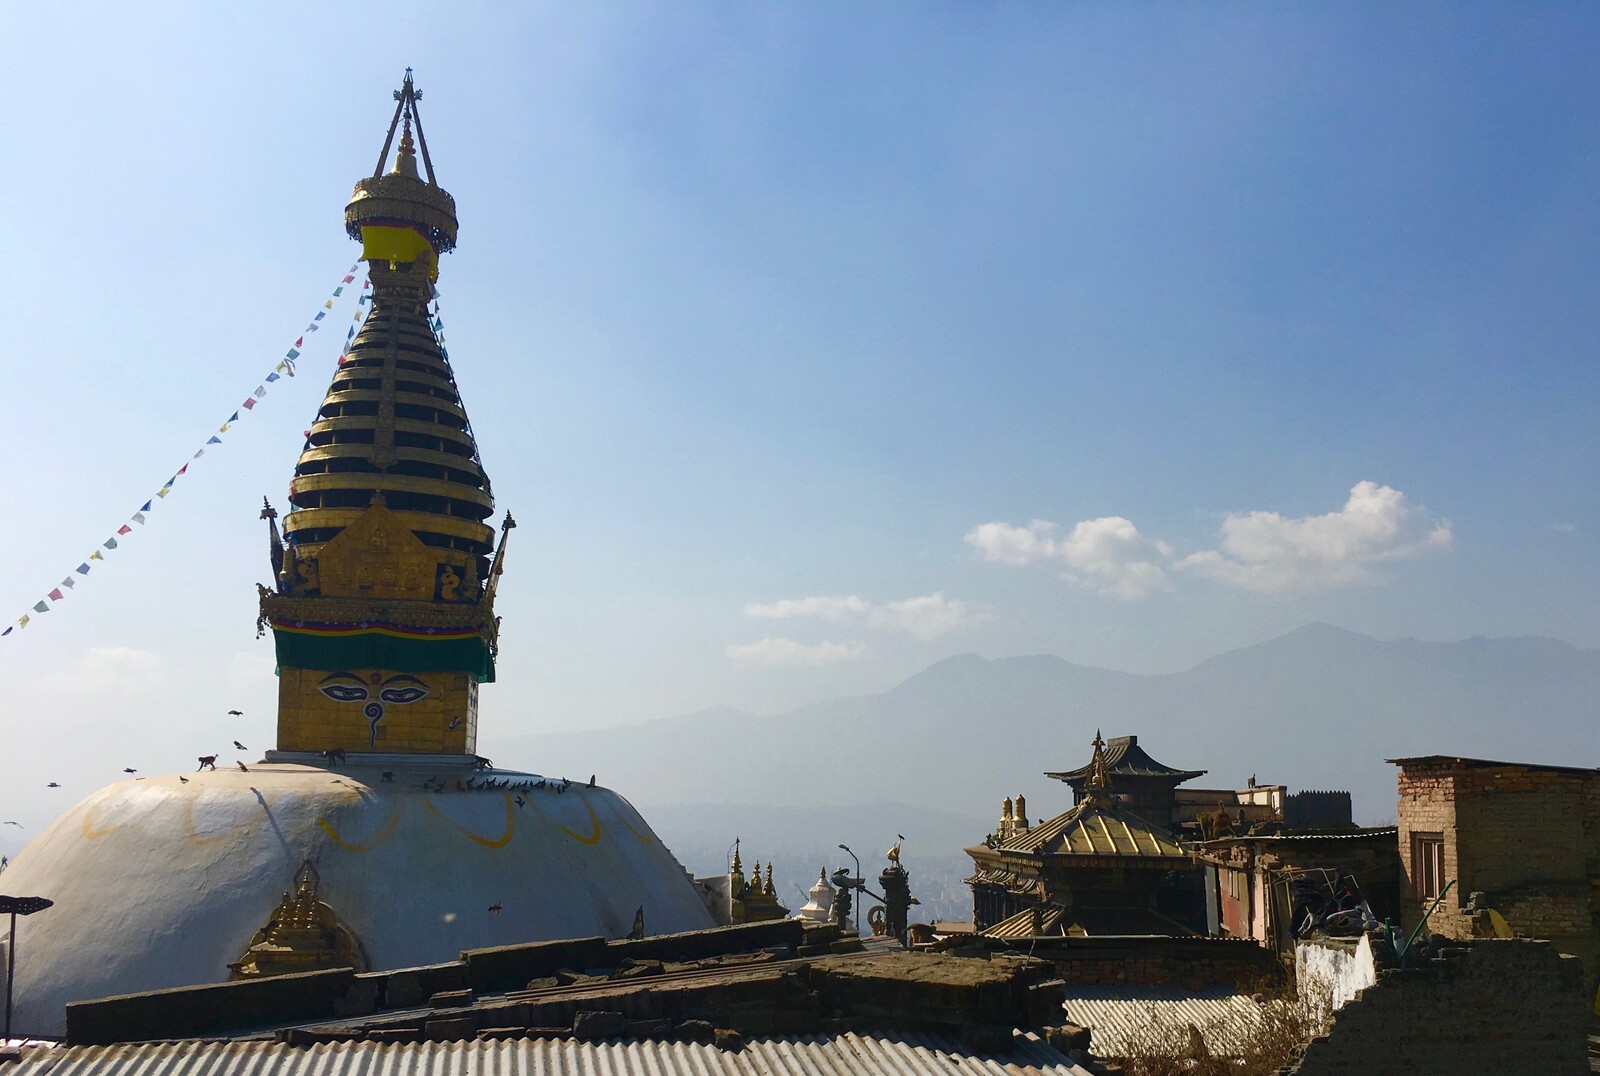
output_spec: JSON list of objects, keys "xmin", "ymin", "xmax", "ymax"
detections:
[{"xmin": 1411, "ymin": 831, "xmax": 1445, "ymax": 900}]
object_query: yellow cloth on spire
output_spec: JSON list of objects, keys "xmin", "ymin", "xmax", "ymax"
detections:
[{"xmin": 360, "ymin": 225, "xmax": 438, "ymax": 280}]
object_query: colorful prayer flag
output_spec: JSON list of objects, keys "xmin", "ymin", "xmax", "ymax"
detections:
[
  {"xmin": 315, "ymin": 311, "xmax": 327, "ymax": 321},
  {"xmin": 342, "ymin": 275, "xmax": 355, "ymax": 283},
  {"xmin": 333, "ymin": 287, "xmax": 344, "ymax": 296},
  {"xmin": 16, "ymin": 616, "xmax": 27, "ymax": 629},
  {"xmin": 48, "ymin": 588, "xmax": 63, "ymax": 601},
  {"xmin": 117, "ymin": 524, "xmax": 132, "ymax": 535},
  {"xmin": 228, "ymin": 411, "xmax": 240, "ymax": 422},
  {"xmin": 90, "ymin": 550, "xmax": 103, "ymax": 562},
  {"xmin": 167, "ymin": 474, "xmax": 178, "ymax": 486},
  {"xmin": 266, "ymin": 373, "xmax": 279, "ymax": 383},
  {"xmin": 206, "ymin": 436, "xmax": 221, "ymax": 445},
  {"xmin": 324, "ymin": 300, "xmax": 334, "ymax": 309},
  {"xmin": 76, "ymin": 563, "xmax": 90, "ymax": 574},
  {"xmin": 33, "ymin": 601, "xmax": 48, "ymax": 613},
  {"xmin": 103, "ymin": 537, "xmax": 118, "ymax": 550},
  {"xmin": 253, "ymin": 387, "xmax": 266, "ymax": 398},
  {"xmin": 243, "ymin": 398, "xmax": 257, "ymax": 410},
  {"xmin": 176, "ymin": 464, "xmax": 188, "ymax": 477},
  {"xmin": 131, "ymin": 512, "xmax": 145, "ymax": 525},
  {"xmin": 60, "ymin": 577, "xmax": 75, "ymax": 589},
  {"xmin": 192, "ymin": 449, "xmax": 204, "ymax": 459},
  {"xmin": 141, "ymin": 500, "xmax": 152, "ymax": 512},
  {"xmin": 2, "ymin": 626, "xmax": 11, "ymax": 637},
  {"xmin": 287, "ymin": 348, "xmax": 300, "ymax": 359},
  {"xmin": 156, "ymin": 486, "xmax": 171, "ymax": 499}
]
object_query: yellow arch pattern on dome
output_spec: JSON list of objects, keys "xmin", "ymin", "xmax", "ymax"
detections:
[
  {"xmin": 555, "ymin": 800, "xmax": 604, "ymax": 846},
  {"xmin": 421, "ymin": 791, "xmax": 516, "ymax": 849},
  {"xmin": 80, "ymin": 803, "xmax": 121, "ymax": 841},
  {"xmin": 315, "ymin": 803, "xmax": 404, "ymax": 852}
]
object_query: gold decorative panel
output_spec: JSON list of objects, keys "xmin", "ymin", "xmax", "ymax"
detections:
[{"xmin": 277, "ymin": 666, "xmax": 478, "ymax": 755}]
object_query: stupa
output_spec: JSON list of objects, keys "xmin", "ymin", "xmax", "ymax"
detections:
[{"xmin": 0, "ymin": 72, "xmax": 714, "ymax": 1038}]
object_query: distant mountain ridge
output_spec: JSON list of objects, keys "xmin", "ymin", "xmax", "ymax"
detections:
[{"xmin": 487, "ymin": 624, "xmax": 1600, "ymax": 841}]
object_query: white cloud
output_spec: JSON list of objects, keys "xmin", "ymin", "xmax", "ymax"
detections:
[
  {"xmin": 967, "ymin": 482, "xmax": 1450, "ymax": 599},
  {"xmin": 724, "ymin": 637, "xmax": 867, "ymax": 665},
  {"xmin": 1178, "ymin": 481, "xmax": 1451, "ymax": 595},
  {"xmin": 965, "ymin": 517, "xmax": 1172, "ymax": 600},
  {"xmin": 744, "ymin": 591, "xmax": 986, "ymax": 639},
  {"xmin": 964, "ymin": 520, "xmax": 1060, "ymax": 567},
  {"xmin": 745, "ymin": 595, "xmax": 869, "ymax": 621}
]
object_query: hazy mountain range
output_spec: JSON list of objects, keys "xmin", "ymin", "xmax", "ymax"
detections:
[{"xmin": 488, "ymin": 623, "xmax": 1600, "ymax": 866}]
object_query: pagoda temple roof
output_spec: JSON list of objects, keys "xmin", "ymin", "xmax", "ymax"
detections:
[
  {"xmin": 991, "ymin": 798, "xmax": 1188, "ymax": 861},
  {"xmin": 979, "ymin": 902, "xmax": 1196, "ymax": 938},
  {"xmin": 1045, "ymin": 734, "xmax": 1207, "ymax": 785}
]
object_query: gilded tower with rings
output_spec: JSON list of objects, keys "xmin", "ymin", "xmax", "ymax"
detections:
[{"xmin": 259, "ymin": 70, "xmax": 513, "ymax": 757}]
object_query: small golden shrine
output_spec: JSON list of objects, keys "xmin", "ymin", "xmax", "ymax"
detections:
[
  {"xmin": 259, "ymin": 70, "xmax": 513, "ymax": 757},
  {"xmin": 727, "ymin": 839, "xmax": 789, "ymax": 924},
  {"xmin": 231, "ymin": 861, "xmax": 365, "ymax": 978}
]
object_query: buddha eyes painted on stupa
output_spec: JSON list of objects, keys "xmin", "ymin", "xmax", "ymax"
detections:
[{"xmin": 316, "ymin": 672, "xmax": 430, "ymax": 705}]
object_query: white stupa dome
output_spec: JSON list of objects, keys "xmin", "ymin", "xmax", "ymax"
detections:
[
  {"xmin": 794, "ymin": 867, "xmax": 836, "ymax": 924},
  {"xmin": 0, "ymin": 757, "xmax": 713, "ymax": 1037}
]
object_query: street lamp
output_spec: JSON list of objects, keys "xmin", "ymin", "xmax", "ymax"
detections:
[
  {"xmin": 1, "ymin": 895, "xmax": 53, "ymax": 1043},
  {"xmin": 838, "ymin": 844, "xmax": 861, "ymax": 934}
]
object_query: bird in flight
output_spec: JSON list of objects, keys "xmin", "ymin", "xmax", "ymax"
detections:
[
  {"xmin": 487, "ymin": 901, "xmax": 503, "ymax": 915},
  {"xmin": 236, "ymin": 761, "xmax": 250, "ymax": 773},
  {"xmin": 233, "ymin": 741, "xmax": 247, "ymax": 751},
  {"xmin": 514, "ymin": 795, "xmax": 526, "ymax": 809},
  {"xmin": 47, "ymin": 782, "xmax": 60, "ymax": 788},
  {"xmin": 3, "ymin": 821, "xmax": 21, "ymax": 828},
  {"xmin": 123, "ymin": 768, "xmax": 138, "ymax": 774},
  {"xmin": 227, "ymin": 710, "xmax": 243, "ymax": 716}
]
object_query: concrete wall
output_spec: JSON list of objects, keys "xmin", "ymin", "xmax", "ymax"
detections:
[
  {"xmin": 1295, "ymin": 936, "xmax": 1375, "ymax": 1012},
  {"xmin": 1285, "ymin": 940, "xmax": 1588, "ymax": 1075}
]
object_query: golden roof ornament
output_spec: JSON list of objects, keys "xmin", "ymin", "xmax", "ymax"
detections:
[{"xmin": 1083, "ymin": 730, "xmax": 1113, "ymax": 809}]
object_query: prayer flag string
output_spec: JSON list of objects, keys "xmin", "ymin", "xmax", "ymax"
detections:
[{"xmin": 3, "ymin": 264, "xmax": 371, "ymax": 637}]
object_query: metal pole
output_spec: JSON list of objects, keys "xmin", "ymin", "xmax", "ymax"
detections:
[{"xmin": 5, "ymin": 910, "xmax": 15, "ymax": 1043}]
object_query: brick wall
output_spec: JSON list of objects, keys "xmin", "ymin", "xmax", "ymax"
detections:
[
  {"xmin": 1395, "ymin": 760, "xmax": 1600, "ymax": 991},
  {"xmin": 1284, "ymin": 940, "xmax": 1588, "ymax": 1075}
]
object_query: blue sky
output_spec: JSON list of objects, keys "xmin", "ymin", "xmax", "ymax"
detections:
[{"xmin": 1, "ymin": 4, "xmax": 1597, "ymax": 818}]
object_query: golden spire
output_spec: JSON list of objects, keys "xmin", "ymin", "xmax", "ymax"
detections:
[
  {"xmin": 1084, "ymin": 730, "xmax": 1113, "ymax": 809},
  {"xmin": 260, "ymin": 71, "xmax": 508, "ymax": 759}
]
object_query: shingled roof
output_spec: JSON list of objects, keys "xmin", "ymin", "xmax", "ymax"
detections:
[{"xmin": 1045, "ymin": 734, "xmax": 1206, "ymax": 785}]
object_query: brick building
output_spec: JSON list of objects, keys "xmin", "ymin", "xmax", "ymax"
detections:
[
  {"xmin": 1191, "ymin": 829, "xmax": 1399, "ymax": 955},
  {"xmin": 1388, "ymin": 754, "xmax": 1600, "ymax": 992}
]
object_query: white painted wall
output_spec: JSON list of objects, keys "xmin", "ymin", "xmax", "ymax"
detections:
[{"xmin": 1296, "ymin": 934, "xmax": 1377, "ymax": 1012}]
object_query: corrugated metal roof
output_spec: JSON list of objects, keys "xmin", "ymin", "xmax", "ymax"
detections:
[
  {"xmin": 1198, "ymin": 827, "xmax": 1396, "ymax": 846},
  {"xmin": 1059, "ymin": 987, "xmax": 1263, "ymax": 1057},
  {"xmin": 996, "ymin": 803, "xmax": 1186, "ymax": 859},
  {"xmin": 6, "ymin": 1032, "xmax": 1094, "ymax": 1076}
]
